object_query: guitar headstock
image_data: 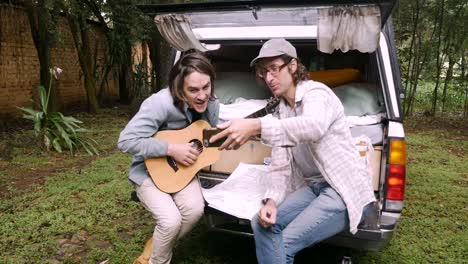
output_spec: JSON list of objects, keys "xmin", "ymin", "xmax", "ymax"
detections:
[{"xmin": 265, "ymin": 97, "xmax": 280, "ymax": 114}]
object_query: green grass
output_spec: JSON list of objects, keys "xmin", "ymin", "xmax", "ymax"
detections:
[
  {"xmin": 347, "ymin": 129, "xmax": 468, "ymax": 264},
  {"xmin": 0, "ymin": 153, "xmax": 152, "ymax": 263},
  {"xmin": 0, "ymin": 107, "xmax": 466, "ymax": 263}
]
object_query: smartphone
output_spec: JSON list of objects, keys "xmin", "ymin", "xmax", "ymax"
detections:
[{"xmin": 203, "ymin": 128, "xmax": 226, "ymax": 147}]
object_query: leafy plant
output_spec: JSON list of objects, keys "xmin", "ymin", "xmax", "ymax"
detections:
[{"xmin": 17, "ymin": 68, "xmax": 99, "ymax": 155}]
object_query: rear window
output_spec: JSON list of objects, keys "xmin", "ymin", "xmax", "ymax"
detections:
[{"xmin": 188, "ymin": 7, "xmax": 318, "ymax": 28}]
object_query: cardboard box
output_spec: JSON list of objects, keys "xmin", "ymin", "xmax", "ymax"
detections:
[
  {"xmin": 371, "ymin": 146, "xmax": 382, "ymax": 191},
  {"xmin": 354, "ymin": 138, "xmax": 382, "ymax": 191},
  {"xmin": 207, "ymin": 139, "xmax": 271, "ymax": 173},
  {"xmin": 204, "ymin": 139, "xmax": 382, "ymax": 191}
]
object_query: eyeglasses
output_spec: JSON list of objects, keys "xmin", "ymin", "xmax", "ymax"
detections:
[{"xmin": 256, "ymin": 58, "xmax": 293, "ymax": 78}]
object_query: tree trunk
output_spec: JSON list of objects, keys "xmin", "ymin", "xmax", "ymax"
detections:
[
  {"xmin": 407, "ymin": 49, "xmax": 421, "ymax": 116},
  {"xmin": 406, "ymin": 38, "xmax": 424, "ymax": 117},
  {"xmin": 430, "ymin": 0, "xmax": 445, "ymax": 116},
  {"xmin": 118, "ymin": 45, "xmax": 133, "ymax": 104},
  {"xmin": 147, "ymin": 37, "xmax": 158, "ymax": 94},
  {"xmin": 441, "ymin": 56, "xmax": 454, "ymax": 112},
  {"xmin": 83, "ymin": 69, "xmax": 99, "ymax": 113},
  {"xmin": 407, "ymin": 32, "xmax": 433, "ymax": 116},
  {"xmin": 97, "ymin": 63, "xmax": 112, "ymax": 104},
  {"xmin": 404, "ymin": 2, "xmax": 439, "ymax": 116},
  {"xmin": 65, "ymin": 8, "xmax": 100, "ymax": 113},
  {"xmin": 151, "ymin": 29, "xmax": 172, "ymax": 92},
  {"xmin": 405, "ymin": 50, "xmax": 419, "ymax": 116},
  {"xmin": 82, "ymin": 0, "xmax": 113, "ymax": 104},
  {"xmin": 142, "ymin": 40, "xmax": 149, "ymax": 92},
  {"xmin": 24, "ymin": 0, "xmax": 59, "ymax": 112},
  {"xmin": 464, "ymin": 85, "xmax": 467, "ymax": 118},
  {"xmin": 119, "ymin": 64, "xmax": 131, "ymax": 104},
  {"xmin": 402, "ymin": 0, "xmax": 422, "ymax": 113},
  {"xmin": 462, "ymin": 54, "xmax": 467, "ymax": 117}
]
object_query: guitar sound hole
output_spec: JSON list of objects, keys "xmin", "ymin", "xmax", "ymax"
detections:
[
  {"xmin": 190, "ymin": 139, "xmax": 204, "ymax": 154},
  {"xmin": 167, "ymin": 157, "xmax": 178, "ymax": 172}
]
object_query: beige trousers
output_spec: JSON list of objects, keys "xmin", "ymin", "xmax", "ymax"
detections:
[{"xmin": 136, "ymin": 177, "xmax": 204, "ymax": 264}]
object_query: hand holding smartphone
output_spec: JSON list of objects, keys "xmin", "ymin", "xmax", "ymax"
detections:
[{"xmin": 203, "ymin": 128, "xmax": 227, "ymax": 147}]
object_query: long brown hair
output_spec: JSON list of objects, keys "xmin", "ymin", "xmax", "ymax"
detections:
[{"xmin": 168, "ymin": 50, "xmax": 216, "ymax": 110}]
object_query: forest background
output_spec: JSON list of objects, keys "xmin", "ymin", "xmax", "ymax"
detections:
[{"xmin": 1, "ymin": 0, "xmax": 466, "ymax": 117}]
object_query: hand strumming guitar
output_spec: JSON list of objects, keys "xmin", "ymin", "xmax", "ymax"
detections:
[{"xmin": 167, "ymin": 143, "xmax": 201, "ymax": 166}]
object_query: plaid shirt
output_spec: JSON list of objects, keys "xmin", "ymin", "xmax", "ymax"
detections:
[{"xmin": 260, "ymin": 80, "xmax": 375, "ymax": 234}]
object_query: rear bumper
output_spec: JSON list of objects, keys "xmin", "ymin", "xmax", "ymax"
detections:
[
  {"xmin": 203, "ymin": 207, "xmax": 399, "ymax": 251},
  {"xmin": 323, "ymin": 228, "xmax": 394, "ymax": 251}
]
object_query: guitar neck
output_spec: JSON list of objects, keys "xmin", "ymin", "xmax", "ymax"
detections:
[
  {"xmin": 245, "ymin": 98, "xmax": 279, "ymax": 118},
  {"xmin": 246, "ymin": 108, "xmax": 269, "ymax": 118}
]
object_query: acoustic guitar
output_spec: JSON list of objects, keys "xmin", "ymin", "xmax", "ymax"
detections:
[{"xmin": 144, "ymin": 97, "xmax": 280, "ymax": 193}]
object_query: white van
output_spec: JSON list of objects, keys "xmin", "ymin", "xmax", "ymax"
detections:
[{"xmin": 140, "ymin": 0, "xmax": 407, "ymax": 251}]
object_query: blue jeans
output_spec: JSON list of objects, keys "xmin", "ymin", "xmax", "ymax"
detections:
[{"xmin": 251, "ymin": 181, "xmax": 348, "ymax": 264}]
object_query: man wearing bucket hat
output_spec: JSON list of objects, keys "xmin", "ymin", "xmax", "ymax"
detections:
[{"xmin": 210, "ymin": 38, "xmax": 375, "ymax": 264}]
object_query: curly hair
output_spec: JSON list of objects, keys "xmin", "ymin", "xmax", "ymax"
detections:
[
  {"xmin": 168, "ymin": 50, "xmax": 216, "ymax": 111},
  {"xmin": 290, "ymin": 56, "xmax": 310, "ymax": 85}
]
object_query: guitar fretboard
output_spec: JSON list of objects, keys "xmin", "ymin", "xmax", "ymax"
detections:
[
  {"xmin": 245, "ymin": 98, "xmax": 280, "ymax": 119},
  {"xmin": 247, "ymin": 108, "xmax": 269, "ymax": 118}
]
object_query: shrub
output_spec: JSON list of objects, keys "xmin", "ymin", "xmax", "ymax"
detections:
[{"xmin": 17, "ymin": 67, "xmax": 99, "ymax": 155}]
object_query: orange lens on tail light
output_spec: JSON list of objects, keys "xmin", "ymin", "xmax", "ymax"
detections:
[
  {"xmin": 386, "ymin": 139, "xmax": 407, "ymax": 202},
  {"xmin": 389, "ymin": 140, "xmax": 407, "ymax": 165}
]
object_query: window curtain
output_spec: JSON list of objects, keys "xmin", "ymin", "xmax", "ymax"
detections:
[
  {"xmin": 154, "ymin": 14, "xmax": 207, "ymax": 52},
  {"xmin": 318, "ymin": 6, "xmax": 381, "ymax": 54}
]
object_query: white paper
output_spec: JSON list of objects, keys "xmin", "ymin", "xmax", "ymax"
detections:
[
  {"xmin": 219, "ymin": 98, "xmax": 268, "ymax": 122},
  {"xmin": 201, "ymin": 163, "xmax": 270, "ymax": 220},
  {"xmin": 202, "ymin": 136, "xmax": 375, "ymax": 220}
]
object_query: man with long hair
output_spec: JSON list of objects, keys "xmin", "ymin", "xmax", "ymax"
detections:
[{"xmin": 118, "ymin": 50, "xmax": 219, "ymax": 264}]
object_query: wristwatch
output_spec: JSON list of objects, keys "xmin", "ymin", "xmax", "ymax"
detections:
[{"xmin": 262, "ymin": 198, "xmax": 271, "ymax": 205}]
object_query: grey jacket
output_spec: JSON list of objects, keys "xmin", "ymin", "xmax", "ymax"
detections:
[{"xmin": 117, "ymin": 88, "xmax": 220, "ymax": 185}]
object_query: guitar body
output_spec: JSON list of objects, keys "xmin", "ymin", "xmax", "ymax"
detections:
[
  {"xmin": 144, "ymin": 120, "xmax": 221, "ymax": 193},
  {"xmin": 143, "ymin": 98, "xmax": 279, "ymax": 194}
]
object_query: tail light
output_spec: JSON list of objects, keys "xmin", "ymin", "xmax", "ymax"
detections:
[
  {"xmin": 385, "ymin": 139, "xmax": 407, "ymax": 211},
  {"xmin": 387, "ymin": 164, "xmax": 406, "ymax": 200}
]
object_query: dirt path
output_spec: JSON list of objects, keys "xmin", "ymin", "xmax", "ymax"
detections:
[{"xmin": 0, "ymin": 152, "xmax": 116, "ymax": 197}]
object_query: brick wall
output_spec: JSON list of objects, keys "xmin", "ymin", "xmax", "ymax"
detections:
[{"xmin": 0, "ymin": 4, "xmax": 119, "ymax": 117}]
